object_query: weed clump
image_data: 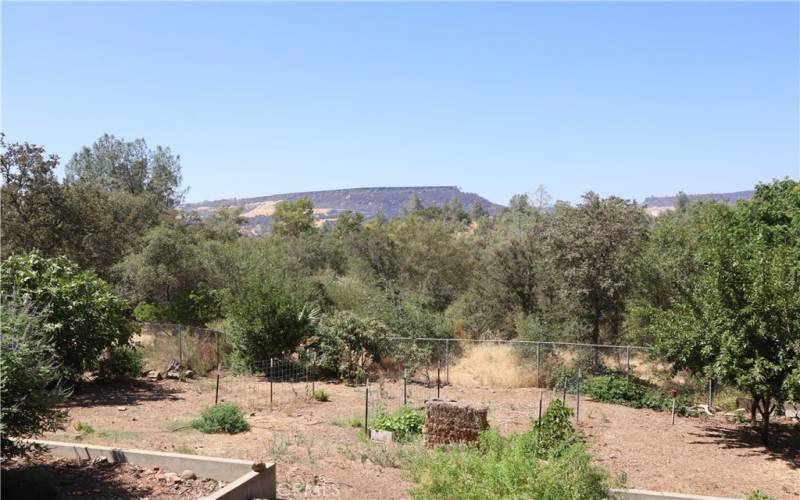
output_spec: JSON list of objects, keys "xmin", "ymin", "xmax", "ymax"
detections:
[
  {"xmin": 313, "ymin": 389, "xmax": 330, "ymax": 402},
  {"xmin": 407, "ymin": 400, "xmax": 609, "ymax": 499},
  {"xmin": 191, "ymin": 403, "xmax": 249, "ymax": 434}
]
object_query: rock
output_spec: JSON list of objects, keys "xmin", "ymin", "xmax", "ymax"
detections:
[
  {"xmin": 184, "ymin": 370, "xmax": 195, "ymax": 379},
  {"xmin": 163, "ymin": 472, "xmax": 182, "ymax": 483},
  {"xmin": 166, "ymin": 370, "xmax": 180, "ymax": 379},
  {"xmin": 251, "ymin": 462, "xmax": 267, "ymax": 473},
  {"xmin": 180, "ymin": 469, "xmax": 196, "ymax": 480},
  {"xmin": 146, "ymin": 370, "xmax": 162, "ymax": 380},
  {"xmin": 92, "ymin": 456, "xmax": 109, "ymax": 465},
  {"xmin": 117, "ymin": 406, "xmax": 127, "ymax": 412}
]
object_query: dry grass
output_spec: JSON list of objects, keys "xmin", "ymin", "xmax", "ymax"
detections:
[{"xmin": 448, "ymin": 345, "xmax": 534, "ymax": 388}]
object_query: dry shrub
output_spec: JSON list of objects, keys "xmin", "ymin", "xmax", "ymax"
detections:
[{"xmin": 448, "ymin": 344, "xmax": 534, "ymax": 388}]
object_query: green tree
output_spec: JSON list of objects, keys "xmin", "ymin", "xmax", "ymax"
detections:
[
  {"xmin": 650, "ymin": 180, "xmax": 800, "ymax": 443},
  {"xmin": 65, "ymin": 134, "xmax": 185, "ymax": 209},
  {"xmin": 0, "ymin": 299, "xmax": 68, "ymax": 457},
  {"xmin": 549, "ymin": 193, "xmax": 649, "ymax": 352},
  {"xmin": 0, "ymin": 253, "xmax": 133, "ymax": 380},
  {"xmin": 333, "ymin": 210, "xmax": 365, "ymax": 236},
  {"xmin": 224, "ymin": 275, "xmax": 319, "ymax": 368},
  {"xmin": 403, "ymin": 192, "xmax": 424, "ymax": 215},
  {"xmin": 1, "ymin": 136, "xmax": 166, "ymax": 278},
  {"xmin": 271, "ymin": 197, "xmax": 315, "ymax": 236}
]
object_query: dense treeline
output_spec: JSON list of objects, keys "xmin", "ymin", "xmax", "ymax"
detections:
[{"xmin": 1, "ymin": 134, "xmax": 798, "ymax": 443}]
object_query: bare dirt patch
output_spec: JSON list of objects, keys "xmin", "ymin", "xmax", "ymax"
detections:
[
  {"xmin": 43, "ymin": 377, "xmax": 800, "ymax": 499},
  {"xmin": 1, "ymin": 454, "xmax": 222, "ymax": 499}
]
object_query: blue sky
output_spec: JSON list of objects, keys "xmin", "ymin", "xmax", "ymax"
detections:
[{"xmin": 3, "ymin": 2, "xmax": 798, "ymax": 205}]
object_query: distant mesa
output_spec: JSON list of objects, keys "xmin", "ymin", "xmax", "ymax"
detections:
[
  {"xmin": 643, "ymin": 190, "xmax": 754, "ymax": 216},
  {"xmin": 182, "ymin": 186, "xmax": 502, "ymax": 236}
]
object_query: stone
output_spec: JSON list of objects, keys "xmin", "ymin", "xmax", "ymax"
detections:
[
  {"xmin": 251, "ymin": 462, "xmax": 267, "ymax": 473},
  {"xmin": 92, "ymin": 456, "xmax": 109, "ymax": 465},
  {"xmin": 166, "ymin": 370, "xmax": 181, "ymax": 380},
  {"xmin": 183, "ymin": 370, "xmax": 195, "ymax": 379},
  {"xmin": 180, "ymin": 469, "xmax": 196, "ymax": 480},
  {"xmin": 117, "ymin": 406, "xmax": 127, "ymax": 412},
  {"xmin": 162, "ymin": 472, "xmax": 182, "ymax": 483},
  {"xmin": 146, "ymin": 370, "xmax": 162, "ymax": 380}
]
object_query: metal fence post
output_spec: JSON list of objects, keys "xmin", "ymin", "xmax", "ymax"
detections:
[
  {"xmin": 445, "ymin": 339, "xmax": 450, "ymax": 385},
  {"xmin": 708, "ymin": 379, "xmax": 714, "ymax": 409},
  {"xmin": 177, "ymin": 325, "xmax": 183, "ymax": 366},
  {"xmin": 436, "ymin": 362, "xmax": 441, "ymax": 399},
  {"xmin": 625, "ymin": 346, "xmax": 630, "ymax": 380},
  {"xmin": 538, "ymin": 389, "xmax": 543, "ymax": 421},
  {"xmin": 403, "ymin": 369, "xmax": 407, "ymax": 407},
  {"xmin": 269, "ymin": 358, "xmax": 274, "ymax": 407},
  {"xmin": 562, "ymin": 378, "xmax": 567, "ymax": 405},
  {"xmin": 214, "ymin": 364, "xmax": 220, "ymax": 405},
  {"xmin": 364, "ymin": 378, "xmax": 369, "ymax": 435},
  {"xmin": 576, "ymin": 369, "xmax": 581, "ymax": 422},
  {"xmin": 535, "ymin": 343, "xmax": 540, "ymax": 388}
]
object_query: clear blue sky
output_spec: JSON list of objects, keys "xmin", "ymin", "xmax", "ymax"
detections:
[{"xmin": 3, "ymin": 1, "xmax": 798, "ymax": 205}]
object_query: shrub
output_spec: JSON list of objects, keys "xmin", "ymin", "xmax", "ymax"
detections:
[
  {"xmin": 97, "ymin": 346, "xmax": 143, "ymax": 380},
  {"xmin": 191, "ymin": 403, "xmax": 249, "ymax": 434},
  {"xmin": 372, "ymin": 407, "xmax": 424, "ymax": 442},
  {"xmin": 313, "ymin": 389, "xmax": 330, "ymax": 402},
  {"xmin": 224, "ymin": 276, "xmax": 318, "ymax": 370},
  {"xmin": 0, "ymin": 253, "xmax": 133, "ymax": 380},
  {"xmin": 585, "ymin": 373, "xmax": 689, "ymax": 415},
  {"xmin": 0, "ymin": 300, "xmax": 68, "ymax": 457},
  {"xmin": 746, "ymin": 490, "xmax": 776, "ymax": 500},
  {"xmin": 304, "ymin": 311, "xmax": 387, "ymax": 382},
  {"xmin": 407, "ymin": 401, "xmax": 608, "ymax": 499}
]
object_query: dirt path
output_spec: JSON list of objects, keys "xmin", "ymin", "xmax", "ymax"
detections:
[{"xmin": 43, "ymin": 378, "xmax": 799, "ymax": 499}]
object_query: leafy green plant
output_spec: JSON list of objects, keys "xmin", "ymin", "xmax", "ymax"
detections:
[
  {"xmin": 372, "ymin": 406, "xmax": 424, "ymax": 442},
  {"xmin": 746, "ymin": 490, "xmax": 776, "ymax": 500},
  {"xmin": 73, "ymin": 421, "xmax": 95, "ymax": 438},
  {"xmin": 313, "ymin": 389, "xmax": 330, "ymax": 402},
  {"xmin": 0, "ymin": 252, "xmax": 133, "ymax": 381},
  {"xmin": 585, "ymin": 373, "xmax": 688, "ymax": 415},
  {"xmin": 303, "ymin": 311, "xmax": 387, "ymax": 383},
  {"xmin": 224, "ymin": 276, "xmax": 318, "ymax": 370},
  {"xmin": 191, "ymin": 403, "xmax": 249, "ymax": 434},
  {"xmin": 407, "ymin": 401, "xmax": 609, "ymax": 499},
  {"xmin": 0, "ymin": 299, "xmax": 68, "ymax": 457},
  {"xmin": 97, "ymin": 346, "xmax": 143, "ymax": 379}
]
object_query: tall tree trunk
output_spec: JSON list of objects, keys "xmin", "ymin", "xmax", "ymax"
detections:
[
  {"xmin": 750, "ymin": 393, "xmax": 760, "ymax": 427},
  {"xmin": 758, "ymin": 394, "xmax": 772, "ymax": 445}
]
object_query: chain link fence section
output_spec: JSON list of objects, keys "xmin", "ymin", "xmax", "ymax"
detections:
[{"xmin": 137, "ymin": 322, "xmax": 223, "ymax": 375}]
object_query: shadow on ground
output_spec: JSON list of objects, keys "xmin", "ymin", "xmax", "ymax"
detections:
[
  {"xmin": 1, "ymin": 461, "xmax": 150, "ymax": 500},
  {"xmin": 64, "ymin": 379, "xmax": 183, "ymax": 408},
  {"xmin": 691, "ymin": 420, "xmax": 800, "ymax": 469}
]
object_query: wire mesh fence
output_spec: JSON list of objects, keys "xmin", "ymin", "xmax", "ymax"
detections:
[{"xmin": 137, "ymin": 323, "xmax": 684, "ymax": 424}]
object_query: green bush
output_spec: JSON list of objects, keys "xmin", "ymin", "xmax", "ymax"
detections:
[
  {"xmin": 746, "ymin": 490, "xmax": 776, "ymax": 500},
  {"xmin": 97, "ymin": 346, "xmax": 143, "ymax": 380},
  {"xmin": 304, "ymin": 311, "xmax": 387, "ymax": 382},
  {"xmin": 224, "ymin": 276, "xmax": 318, "ymax": 370},
  {"xmin": 191, "ymin": 403, "xmax": 249, "ymax": 434},
  {"xmin": 0, "ymin": 300, "xmax": 68, "ymax": 457},
  {"xmin": 0, "ymin": 252, "xmax": 133, "ymax": 380},
  {"xmin": 585, "ymin": 374, "xmax": 688, "ymax": 415},
  {"xmin": 372, "ymin": 406, "xmax": 424, "ymax": 442},
  {"xmin": 407, "ymin": 401, "xmax": 608, "ymax": 499},
  {"xmin": 313, "ymin": 389, "xmax": 330, "ymax": 402}
]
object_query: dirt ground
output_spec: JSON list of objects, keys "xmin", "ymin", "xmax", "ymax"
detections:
[
  {"xmin": 1, "ymin": 454, "xmax": 222, "ymax": 499},
  {"xmin": 41, "ymin": 377, "xmax": 800, "ymax": 499}
]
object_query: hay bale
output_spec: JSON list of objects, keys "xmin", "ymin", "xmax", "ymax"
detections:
[{"xmin": 424, "ymin": 400, "xmax": 488, "ymax": 448}]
